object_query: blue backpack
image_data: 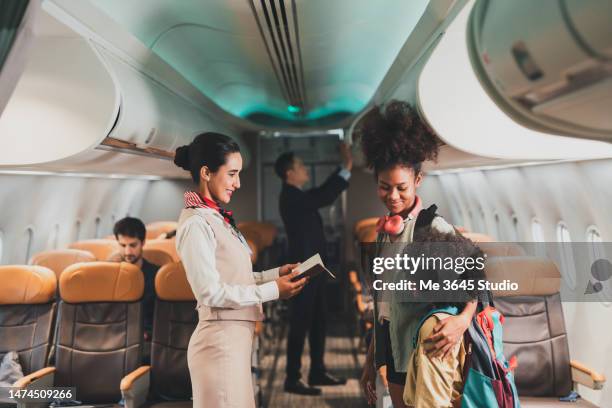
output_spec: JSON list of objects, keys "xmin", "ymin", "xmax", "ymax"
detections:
[{"xmin": 413, "ymin": 303, "xmax": 520, "ymax": 408}]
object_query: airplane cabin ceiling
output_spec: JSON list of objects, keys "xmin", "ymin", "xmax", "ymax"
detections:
[{"xmin": 89, "ymin": 0, "xmax": 429, "ymax": 127}]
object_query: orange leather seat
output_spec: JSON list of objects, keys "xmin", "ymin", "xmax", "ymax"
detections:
[
  {"xmin": 14, "ymin": 262, "xmax": 147, "ymax": 405},
  {"xmin": 144, "ymin": 237, "xmax": 180, "ymax": 262},
  {"xmin": 354, "ymin": 217, "xmax": 378, "ymax": 237},
  {"xmin": 30, "ymin": 249, "xmax": 96, "ymax": 279},
  {"xmin": 357, "ymin": 225, "xmax": 378, "ymax": 243},
  {"xmin": 238, "ymin": 221, "xmax": 277, "ymax": 250},
  {"xmin": 0, "ymin": 265, "xmax": 57, "ymax": 377},
  {"xmin": 247, "ymin": 240, "xmax": 258, "ymax": 264},
  {"xmin": 68, "ymin": 239, "xmax": 120, "ymax": 261},
  {"xmin": 146, "ymin": 221, "xmax": 178, "ymax": 240},
  {"xmin": 478, "ymin": 242, "xmax": 526, "ymax": 257},
  {"xmin": 461, "ymin": 232, "xmax": 496, "ymax": 243}
]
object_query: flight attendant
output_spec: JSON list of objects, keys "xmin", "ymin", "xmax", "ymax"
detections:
[
  {"xmin": 174, "ymin": 132, "xmax": 307, "ymax": 408},
  {"xmin": 355, "ymin": 101, "xmax": 478, "ymax": 407}
]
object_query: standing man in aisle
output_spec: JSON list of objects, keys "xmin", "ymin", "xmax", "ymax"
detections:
[{"xmin": 275, "ymin": 143, "xmax": 352, "ymax": 395}]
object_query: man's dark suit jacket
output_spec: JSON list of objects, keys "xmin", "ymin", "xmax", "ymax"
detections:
[{"xmin": 279, "ymin": 169, "xmax": 349, "ymax": 264}]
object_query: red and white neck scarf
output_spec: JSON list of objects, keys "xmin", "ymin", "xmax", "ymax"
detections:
[{"xmin": 184, "ymin": 191, "xmax": 236, "ymax": 228}]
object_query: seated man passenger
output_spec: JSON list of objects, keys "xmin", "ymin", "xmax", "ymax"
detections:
[
  {"xmin": 403, "ymin": 230, "xmax": 485, "ymax": 408},
  {"xmin": 113, "ymin": 217, "xmax": 160, "ymax": 343}
]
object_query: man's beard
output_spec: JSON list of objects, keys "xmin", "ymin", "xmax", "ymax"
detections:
[{"xmin": 123, "ymin": 254, "xmax": 141, "ymax": 264}]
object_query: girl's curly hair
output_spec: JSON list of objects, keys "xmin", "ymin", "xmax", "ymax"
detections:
[{"xmin": 355, "ymin": 100, "xmax": 440, "ymax": 175}]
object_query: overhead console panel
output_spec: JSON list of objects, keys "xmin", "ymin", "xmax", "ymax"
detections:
[{"xmin": 468, "ymin": 0, "xmax": 612, "ymax": 142}]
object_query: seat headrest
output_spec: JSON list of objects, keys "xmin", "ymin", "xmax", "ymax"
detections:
[
  {"xmin": 246, "ymin": 240, "xmax": 258, "ymax": 264},
  {"xmin": 0, "ymin": 265, "xmax": 57, "ymax": 305},
  {"xmin": 144, "ymin": 238, "xmax": 180, "ymax": 262},
  {"xmin": 354, "ymin": 218, "xmax": 379, "ymax": 236},
  {"xmin": 30, "ymin": 249, "xmax": 96, "ymax": 278},
  {"xmin": 477, "ymin": 242, "xmax": 527, "ymax": 257},
  {"xmin": 60, "ymin": 262, "xmax": 144, "ymax": 303},
  {"xmin": 485, "ymin": 256, "xmax": 561, "ymax": 297},
  {"xmin": 146, "ymin": 221, "xmax": 178, "ymax": 240},
  {"xmin": 143, "ymin": 248, "xmax": 174, "ymax": 266},
  {"xmin": 238, "ymin": 222, "xmax": 277, "ymax": 248},
  {"xmin": 462, "ymin": 232, "xmax": 497, "ymax": 243},
  {"xmin": 358, "ymin": 225, "xmax": 378, "ymax": 243},
  {"xmin": 155, "ymin": 262, "xmax": 195, "ymax": 301},
  {"xmin": 68, "ymin": 239, "xmax": 120, "ymax": 261}
]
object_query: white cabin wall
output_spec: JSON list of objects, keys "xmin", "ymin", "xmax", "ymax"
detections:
[
  {"xmin": 426, "ymin": 159, "xmax": 612, "ymax": 407},
  {"xmin": 0, "ymin": 173, "xmax": 150, "ymax": 264},
  {"xmin": 137, "ymin": 179, "xmax": 189, "ymax": 225}
]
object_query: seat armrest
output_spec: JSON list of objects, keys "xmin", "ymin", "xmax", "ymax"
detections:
[
  {"xmin": 13, "ymin": 367, "xmax": 56, "ymax": 389},
  {"xmin": 13, "ymin": 368, "xmax": 56, "ymax": 408},
  {"xmin": 571, "ymin": 360, "xmax": 606, "ymax": 390},
  {"xmin": 120, "ymin": 366, "xmax": 151, "ymax": 408}
]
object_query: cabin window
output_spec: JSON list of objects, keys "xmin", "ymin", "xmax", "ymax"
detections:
[
  {"xmin": 47, "ymin": 224, "xmax": 60, "ymax": 250},
  {"xmin": 531, "ymin": 218, "xmax": 546, "ymax": 257},
  {"xmin": 24, "ymin": 227, "xmax": 34, "ymax": 264},
  {"xmin": 556, "ymin": 222, "xmax": 576, "ymax": 289},
  {"xmin": 74, "ymin": 220, "xmax": 81, "ymax": 242},
  {"xmin": 493, "ymin": 213, "xmax": 501, "ymax": 241},
  {"xmin": 0, "ymin": 229, "xmax": 4, "ymax": 263},
  {"xmin": 586, "ymin": 226, "xmax": 610, "ymax": 306},
  {"xmin": 94, "ymin": 217, "xmax": 102, "ymax": 238},
  {"xmin": 511, "ymin": 214, "xmax": 520, "ymax": 241}
]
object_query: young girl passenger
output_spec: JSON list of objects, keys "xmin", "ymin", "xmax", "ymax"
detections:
[{"xmin": 357, "ymin": 101, "xmax": 479, "ymax": 408}]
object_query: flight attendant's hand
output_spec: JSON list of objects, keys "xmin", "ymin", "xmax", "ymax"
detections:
[
  {"xmin": 276, "ymin": 271, "xmax": 307, "ymax": 299},
  {"xmin": 279, "ymin": 263, "xmax": 299, "ymax": 276}
]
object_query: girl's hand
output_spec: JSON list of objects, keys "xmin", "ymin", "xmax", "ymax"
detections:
[
  {"xmin": 279, "ymin": 263, "xmax": 299, "ymax": 276},
  {"xmin": 422, "ymin": 314, "xmax": 470, "ymax": 359}
]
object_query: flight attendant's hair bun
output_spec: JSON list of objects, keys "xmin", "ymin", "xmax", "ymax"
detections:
[
  {"xmin": 174, "ymin": 145, "xmax": 191, "ymax": 171},
  {"xmin": 355, "ymin": 100, "xmax": 440, "ymax": 175},
  {"xmin": 173, "ymin": 132, "xmax": 240, "ymax": 184}
]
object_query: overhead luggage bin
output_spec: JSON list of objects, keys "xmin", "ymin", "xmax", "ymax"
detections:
[{"xmin": 467, "ymin": 0, "xmax": 612, "ymax": 143}]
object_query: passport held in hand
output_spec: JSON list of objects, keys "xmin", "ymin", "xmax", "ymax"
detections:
[{"xmin": 290, "ymin": 253, "xmax": 336, "ymax": 282}]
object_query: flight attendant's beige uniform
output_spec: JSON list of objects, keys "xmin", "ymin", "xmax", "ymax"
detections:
[{"xmin": 176, "ymin": 207, "xmax": 279, "ymax": 408}]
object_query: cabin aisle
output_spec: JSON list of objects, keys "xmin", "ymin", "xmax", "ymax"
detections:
[{"xmin": 260, "ymin": 313, "xmax": 369, "ymax": 408}]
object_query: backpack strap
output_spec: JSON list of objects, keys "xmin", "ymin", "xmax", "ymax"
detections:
[
  {"xmin": 414, "ymin": 204, "xmax": 438, "ymax": 232},
  {"xmin": 412, "ymin": 305, "xmax": 459, "ymax": 348}
]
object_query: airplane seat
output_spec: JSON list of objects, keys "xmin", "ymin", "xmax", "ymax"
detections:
[
  {"xmin": 121, "ymin": 262, "xmax": 196, "ymax": 407},
  {"xmin": 238, "ymin": 221, "xmax": 277, "ymax": 249},
  {"xmin": 0, "ymin": 265, "xmax": 56, "ymax": 377},
  {"xmin": 143, "ymin": 249, "xmax": 174, "ymax": 266},
  {"xmin": 29, "ymin": 249, "xmax": 96, "ymax": 279},
  {"xmin": 68, "ymin": 239, "xmax": 120, "ymax": 261},
  {"xmin": 144, "ymin": 238, "xmax": 180, "ymax": 262},
  {"xmin": 461, "ymin": 231, "xmax": 496, "ymax": 243},
  {"xmin": 14, "ymin": 262, "xmax": 148, "ymax": 406},
  {"xmin": 486, "ymin": 257, "xmax": 605, "ymax": 407},
  {"xmin": 477, "ymin": 242, "xmax": 527, "ymax": 257},
  {"xmin": 106, "ymin": 249, "xmax": 174, "ymax": 267},
  {"xmin": 356, "ymin": 224, "xmax": 378, "ymax": 245},
  {"xmin": 247, "ymin": 239, "xmax": 258, "ymax": 264},
  {"xmin": 145, "ymin": 222, "xmax": 178, "ymax": 240},
  {"xmin": 354, "ymin": 217, "xmax": 378, "ymax": 238}
]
